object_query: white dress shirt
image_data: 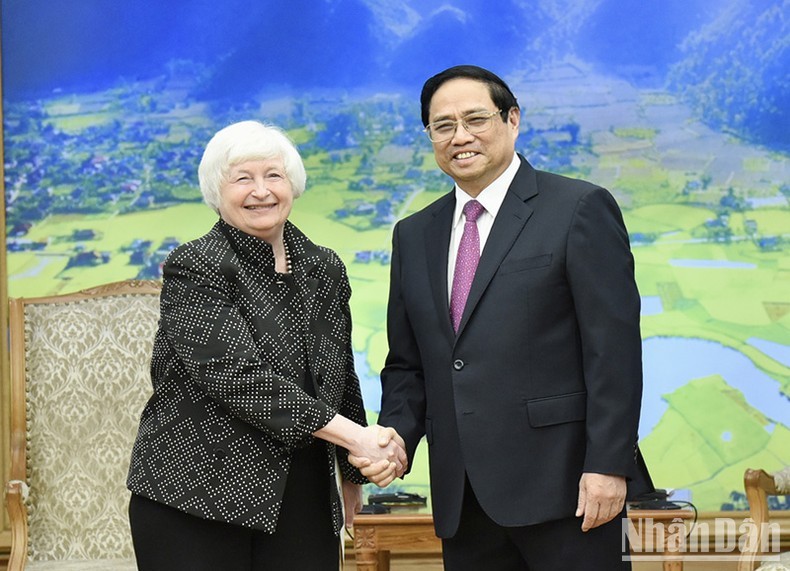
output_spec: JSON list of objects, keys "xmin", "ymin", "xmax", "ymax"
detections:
[{"xmin": 447, "ymin": 153, "xmax": 521, "ymax": 299}]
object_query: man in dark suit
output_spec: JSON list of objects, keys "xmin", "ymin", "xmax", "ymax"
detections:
[{"xmin": 356, "ymin": 65, "xmax": 650, "ymax": 569}]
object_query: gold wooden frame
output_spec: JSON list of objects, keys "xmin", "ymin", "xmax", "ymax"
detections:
[
  {"xmin": 4, "ymin": 280, "xmax": 161, "ymax": 569},
  {"xmin": 1, "ymin": 22, "xmax": 12, "ymax": 557}
]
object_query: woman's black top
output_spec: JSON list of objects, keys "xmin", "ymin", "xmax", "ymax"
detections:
[{"xmin": 127, "ymin": 218, "xmax": 367, "ymax": 533}]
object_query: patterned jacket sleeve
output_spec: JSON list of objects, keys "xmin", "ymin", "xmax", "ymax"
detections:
[{"xmin": 159, "ymin": 243, "xmax": 334, "ymax": 448}]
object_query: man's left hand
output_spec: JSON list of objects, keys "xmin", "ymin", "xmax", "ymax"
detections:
[{"xmin": 575, "ymin": 472, "xmax": 626, "ymax": 532}]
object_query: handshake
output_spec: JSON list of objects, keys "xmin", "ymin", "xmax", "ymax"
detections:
[{"xmin": 347, "ymin": 425, "xmax": 408, "ymax": 488}]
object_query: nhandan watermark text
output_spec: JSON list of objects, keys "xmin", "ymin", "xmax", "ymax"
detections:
[{"xmin": 622, "ymin": 517, "xmax": 782, "ymax": 562}]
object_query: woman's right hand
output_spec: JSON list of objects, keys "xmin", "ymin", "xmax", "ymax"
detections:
[
  {"xmin": 347, "ymin": 426, "xmax": 407, "ymax": 487},
  {"xmin": 313, "ymin": 416, "xmax": 408, "ymax": 486},
  {"xmin": 352, "ymin": 425, "xmax": 408, "ymax": 473}
]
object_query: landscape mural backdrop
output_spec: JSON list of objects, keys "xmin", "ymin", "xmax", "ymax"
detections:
[{"xmin": 3, "ymin": 0, "xmax": 788, "ymax": 510}]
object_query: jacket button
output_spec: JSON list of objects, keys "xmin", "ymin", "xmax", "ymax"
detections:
[{"xmin": 453, "ymin": 359, "xmax": 465, "ymax": 371}]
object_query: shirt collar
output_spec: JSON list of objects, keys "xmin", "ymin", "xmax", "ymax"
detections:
[
  {"xmin": 215, "ymin": 218, "xmax": 320, "ymax": 273},
  {"xmin": 452, "ymin": 153, "xmax": 520, "ymax": 226}
]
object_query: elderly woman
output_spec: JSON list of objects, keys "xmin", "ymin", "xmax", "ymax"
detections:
[{"xmin": 127, "ymin": 120, "xmax": 406, "ymax": 570}]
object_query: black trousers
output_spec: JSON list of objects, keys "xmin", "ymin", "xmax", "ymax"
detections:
[
  {"xmin": 442, "ymin": 477, "xmax": 631, "ymax": 571},
  {"xmin": 129, "ymin": 441, "xmax": 339, "ymax": 571}
]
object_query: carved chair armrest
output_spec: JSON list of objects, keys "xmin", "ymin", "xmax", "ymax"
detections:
[
  {"xmin": 5, "ymin": 480, "xmax": 30, "ymax": 571},
  {"xmin": 738, "ymin": 468, "xmax": 789, "ymax": 571},
  {"xmin": 746, "ymin": 469, "xmax": 780, "ymax": 496}
]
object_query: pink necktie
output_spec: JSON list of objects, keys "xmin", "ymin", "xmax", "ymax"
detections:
[{"xmin": 450, "ymin": 200, "xmax": 485, "ymax": 333}]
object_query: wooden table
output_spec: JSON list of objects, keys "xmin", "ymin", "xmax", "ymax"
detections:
[{"xmin": 353, "ymin": 509, "xmax": 694, "ymax": 571}]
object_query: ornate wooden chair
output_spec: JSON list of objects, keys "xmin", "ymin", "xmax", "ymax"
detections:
[
  {"xmin": 5, "ymin": 280, "xmax": 162, "ymax": 570},
  {"xmin": 738, "ymin": 467, "xmax": 790, "ymax": 571}
]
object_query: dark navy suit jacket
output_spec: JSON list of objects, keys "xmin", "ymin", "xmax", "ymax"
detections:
[{"xmin": 378, "ymin": 155, "xmax": 650, "ymax": 538}]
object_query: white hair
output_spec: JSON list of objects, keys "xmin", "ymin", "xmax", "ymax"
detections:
[{"xmin": 198, "ymin": 120, "xmax": 306, "ymax": 212}]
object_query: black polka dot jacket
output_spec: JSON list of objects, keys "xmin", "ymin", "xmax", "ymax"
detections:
[{"xmin": 127, "ymin": 218, "xmax": 368, "ymax": 533}]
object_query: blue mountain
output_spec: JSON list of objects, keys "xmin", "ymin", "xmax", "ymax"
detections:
[
  {"xmin": 575, "ymin": 0, "xmax": 719, "ymax": 85},
  {"xmin": 196, "ymin": 0, "xmax": 381, "ymax": 98},
  {"xmin": 1, "ymin": 0, "xmax": 211, "ymax": 99},
  {"xmin": 386, "ymin": 1, "xmax": 536, "ymax": 88}
]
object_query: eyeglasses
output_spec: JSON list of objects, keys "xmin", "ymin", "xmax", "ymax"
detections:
[{"xmin": 424, "ymin": 109, "xmax": 503, "ymax": 143}]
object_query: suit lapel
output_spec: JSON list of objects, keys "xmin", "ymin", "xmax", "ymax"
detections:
[
  {"xmin": 424, "ymin": 193, "xmax": 455, "ymax": 339},
  {"xmin": 456, "ymin": 157, "xmax": 538, "ymax": 337}
]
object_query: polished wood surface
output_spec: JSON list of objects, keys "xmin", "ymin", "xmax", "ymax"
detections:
[
  {"xmin": 344, "ymin": 557, "xmax": 736, "ymax": 571},
  {"xmin": 353, "ymin": 510, "xmax": 695, "ymax": 571}
]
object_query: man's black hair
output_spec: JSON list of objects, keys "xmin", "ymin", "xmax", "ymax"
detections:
[{"xmin": 420, "ymin": 65, "xmax": 519, "ymax": 127}]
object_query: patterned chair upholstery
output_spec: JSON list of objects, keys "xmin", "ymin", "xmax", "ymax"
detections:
[
  {"xmin": 5, "ymin": 280, "xmax": 162, "ymax": 571},
  {"xmin": 738, "ymin": 467, "xmax": 790, "ymax": 571}
]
